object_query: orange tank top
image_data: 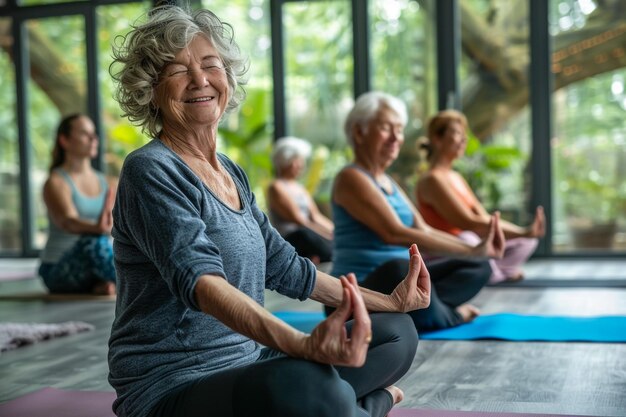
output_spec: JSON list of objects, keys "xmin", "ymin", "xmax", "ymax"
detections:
[{"xmin": 418, "ymin": 173, "xmax": 475, "ymax": 236}]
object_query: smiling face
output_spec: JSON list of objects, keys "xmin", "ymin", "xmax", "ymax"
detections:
[
  {"xmin": 154, "ymin": 35, "xmax": 229, "ymax": 133},
  {"xmin": 357, "ymin": 106, "xmax": 405, "ymax": 169}
]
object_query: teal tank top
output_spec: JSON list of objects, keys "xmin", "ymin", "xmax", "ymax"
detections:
[
  {"xmin": 40, "ymin": 169, "xmax": 108, "ymax": 263},
  {"xmin": 330, "ymin": 167, "xmax": 414, "ymax": 281}
]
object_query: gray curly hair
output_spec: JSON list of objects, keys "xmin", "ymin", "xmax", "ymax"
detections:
[{"xmin": 110, "ymin": 5, "xmax": 249, "ymax": 138}]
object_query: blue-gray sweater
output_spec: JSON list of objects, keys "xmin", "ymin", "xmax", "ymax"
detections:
[{"xmin": 108, "ymin": 140, "xmax": 316, "ymax": 417}]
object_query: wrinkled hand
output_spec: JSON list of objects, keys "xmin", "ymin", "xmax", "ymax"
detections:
[
  {"xmin": 97, "ymin": 187, "xmax": 115, "ymax": 234},
  {"xmin": 473, "ymin": 212, "xmax": 505, "ymax": 259},
  {"xmin": 389, "ymin": 244, "xmax": 431, "ymax": 312},
  {"xmin": 304, "ymin": 274, "xmax": 371, "ymax": 367},
  {"xmin": 526, "ymin": 206, "xmax": 546, "ymax": 238}
]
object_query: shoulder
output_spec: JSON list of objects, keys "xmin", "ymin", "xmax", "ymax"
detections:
[
  {"xmin": 267, "ymin": 179, "xmax": 284, "ymax": 194},
  {"xmin": 334, "ymin": 165, "xmax": 372, "ymax": 190},
  {"xmin": 418, "ymin": 169, "xmax": 449, "ymax": 190},
  {"xmin": 44, "ymin": 171, "xmax": 69, "ymax": 193},
  {"xmin": 120, "ymin": 140, "xmax": 180, "ymax": 181}
]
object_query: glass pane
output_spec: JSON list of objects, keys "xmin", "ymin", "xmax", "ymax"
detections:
[
  {"xmin": 283, "ymin": 0, "xmax": 353, "ymax": 207},
  {"xmin": 459, "ymin": 1, "xmax": 533, "ymax": 226},
  {"xmin": 0, "ymin": 18, "xmax": 21, "ymax": 253},
  {"xmin": 550, "ymin": 0, "xmax": 626, "ymax": 253},
  {"xmin": 371, "ymin": 0, "xmax": 437, "ymax": 191},
  {"xmin": 192, "ymin": 0, "xmax": 274, "ymax": 208},
  {"xmin": 26, "ymin": 15, "xmax": 87, "ymax": 249},
  {"xmin": 19, "ymin": 0, "xmax": 83, "ymax": 6},
  {"xmin": 98, "ymin": 2, "xmax": 151, "ymax": 178}
]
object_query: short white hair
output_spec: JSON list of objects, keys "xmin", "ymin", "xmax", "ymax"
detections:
[
  {"xmin": 344, "ymin": 91, "xmax": 408, "ymax": 148},
  {"xmin": 271, "ymin": 136, "xmax": 312, "ymax": 171}
]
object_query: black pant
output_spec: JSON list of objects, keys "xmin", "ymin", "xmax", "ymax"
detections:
[
  {"xmin": 284, "ymin": 227, "xmax": 332, "ymax": 263},
  {"xmin": 326, "ymin": 257, "xmax": 491, "ymax": 332},
  {"xmin": 148, "ymin": 313, "xmax": 417, "ymax": 417}
]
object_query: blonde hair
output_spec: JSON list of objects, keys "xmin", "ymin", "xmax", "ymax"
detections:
[{"xmin": 419, "ymin": 109, "xmax": 468, "ymax": 160}]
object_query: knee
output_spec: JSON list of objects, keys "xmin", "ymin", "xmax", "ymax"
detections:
[
  {"xmin": 475, "ymin": 260, "xmax": 492, "ymax": 285},
  {"xmin": 237, "ymin": 360, "xmax": 356, "ymax": 417},
  {"xmin": 373, "ymin": 313, "xmax": 418, "ymax": 372},
  {"xmin": 297, "ymin": 366, "xmax": 355, "ymax": 417}
]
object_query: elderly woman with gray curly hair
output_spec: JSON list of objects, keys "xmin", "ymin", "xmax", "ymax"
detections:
[{"xmin": 107, "ymin": 6, "xmax": 431, "ymax": 417}]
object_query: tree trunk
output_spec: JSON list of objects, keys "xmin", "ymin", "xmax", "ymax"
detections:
[{"xmin": 0, "ymin": 20, "xmax": 85, "ymax": 114}]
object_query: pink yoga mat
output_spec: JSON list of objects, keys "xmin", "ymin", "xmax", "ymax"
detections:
[
  {"xmin": 390, "ymin": 408, "xmax": 589, "ymax": 417},
  {"xmin": 0, "ymin": 387, "xmax": 116, "ymax": 417}
]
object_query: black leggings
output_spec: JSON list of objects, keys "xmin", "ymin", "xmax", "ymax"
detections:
[
  {"xmin": 284, "ymin": 227, "xmax": 332, "ymax": 263},
  {"xmin": 148, "ymin": 313, "xmax": 417, "ymax": 417},
  {"xmin": 327, "ymin": 257, "xmax": 491, "ymax": 332}
]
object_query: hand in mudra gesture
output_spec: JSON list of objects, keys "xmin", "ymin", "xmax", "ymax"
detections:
[
  {"xmin": 305, "ymin": 274, "xmax": 371, "ymax": 367},
  {"xmin": 389, "ymin": 244, "xmax": 431, "ymax": 312}
]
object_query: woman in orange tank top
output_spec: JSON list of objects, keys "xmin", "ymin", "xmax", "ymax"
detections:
[{"xmin": 415, "ymin": 110, "xmax": 545, "ymax": 284}]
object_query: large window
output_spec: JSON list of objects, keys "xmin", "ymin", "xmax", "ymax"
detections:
[
  {"xmin": 459, "ymin": 0, "xmax": 533, "ymax": 227},
  {"xmin": 26, "ymin": 16, "xmax": 87, "ymax": 249},
  {"xmin": 550, "ymin": 0, "xmax": 626, "ymax": 252},
  {"xmin": 0, "ymin": 18, "xmax": 20, "ymax": 253},
  {"xmin": 98, "ymin": 3, "xmax": 152, "ymax": 178},
  {"xmin": 371, "ymin": 0, "xmax": 437, "ymax": 192},
  {"xmin": 2, "ymin": 0, "xmax": 626, "ymax": 256},
  {"xmin": 200, "ymin": 0, "xmax": 274, "ymax": 207},
  {"xmin": 281, "ymin": 0, "xmax": 353, "ymax": 206}
]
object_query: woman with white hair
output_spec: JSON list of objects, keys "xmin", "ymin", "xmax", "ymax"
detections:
[
  {"xmin": 268, "ymin": 136, "xmax": 334, "ymax": 264},
  {"xmin": 329, "ymin": 91, "xmax": 506, "ymax": 332}
]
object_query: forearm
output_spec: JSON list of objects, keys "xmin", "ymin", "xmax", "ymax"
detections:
[
  {"xmin": 310, "ymin": 271, "xmax": 396, "ymax": 312},
  {"xmin": 195, "ymin": 275, "xmax": 308, "ymax": 357},
  {"xmin": 306, "ymin": 220, "xmax": 334, "ymax": 241},
  {"xmin": 59, "ymin": 217, "xmax": 104, "ymax": 235},
  {"xmin": 386, "ymin": 226, "xmax": 474, "ymax": 258},
  {"xmin": 500, "ymin": 219, "xmax": 528, "ymax": 238}
]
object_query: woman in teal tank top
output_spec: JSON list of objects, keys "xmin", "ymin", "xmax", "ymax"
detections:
[
  {"xmin": 330, "ymin": 92, "xmax": 506, "ymax": 332},
  {"xmin": 38, "ymin": 114, "xmax": 117, "ymax": 295}
]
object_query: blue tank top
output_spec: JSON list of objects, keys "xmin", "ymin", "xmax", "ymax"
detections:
[
  {"xmin": 331, "ymin": 167, "xmax": 414, "ymax": 281},
  {"xmin": 40, "ymin": 169, "xmax": 108, "ymax": 263}
]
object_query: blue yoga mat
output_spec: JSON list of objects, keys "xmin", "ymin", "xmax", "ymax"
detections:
[
  {"xmin": 273, "ymin": 311, "xmax": 626, "ymax": 343},
  {"xmin": 421, "ymin": 313, "xmax": 626, "ymax": 342},
  {"xmin": 273, "ymin": 311, "xmax": 326, "ymax": 334}
]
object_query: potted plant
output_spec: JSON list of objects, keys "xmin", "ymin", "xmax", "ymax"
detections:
[{"xmin": 556, "ymin": 144, "xmax": 626, "ymax": 249}]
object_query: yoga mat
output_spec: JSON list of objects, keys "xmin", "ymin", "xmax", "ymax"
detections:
[
  {"xmin": 389, "ymin": 408, "xmax": 590, "ymax": 417},
  {"xmin": 0, "ymin": 321, "xmax": 94, "ymax": 353},
  {"xmin": 275, "ymin": 311, "xmax": 626, "ymax": 342},
  {"xmin": 0, "ymin": 291, "xmax": 116, "ymax": 302},
  {"xmin": 489, "ymin": 278, "xmax": 626, "ymax": 288},
  {"xmin": 421, "ymin": 313, "xmax": 626, "ymax": 342},
  {"xmin": 273, "ymin": 310, "xmax": 325, "ymax": 334},
  {"xmin": 0, "ymin": 387, "xmax": 116, "ymax": 417}
]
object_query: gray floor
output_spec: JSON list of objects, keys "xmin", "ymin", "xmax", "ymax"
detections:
[{"xmin": 1, "ymin": 262, "xmax": 626, "ymax": 416}]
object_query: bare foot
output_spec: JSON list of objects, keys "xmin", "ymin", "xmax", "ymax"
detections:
[
  {"xmin": 385, "ymin": 385, "xmax": 404, "ymax": 405},
  {"xmin": 456, "ymin": 303, "xmax": 480, "ymax": 323},
  {"xmin": 384, "ymin": 385, "xmax": 404, "ymax": 417},
  {"xmin": 506, "ymin": 272, "xmax": 525, "ymax": 282},
  {"xmin": 92, "ymin": 281, "xmax": 116, "ymax": 296}
]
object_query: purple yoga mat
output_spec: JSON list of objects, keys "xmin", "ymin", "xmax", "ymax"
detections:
[
  {"xmin": 389, "ymin": 408, "xmax": 589, "ymax": 417},
  {"xmin": 0, "ymin": 387, "xmax": 116, "ymax": 417}
]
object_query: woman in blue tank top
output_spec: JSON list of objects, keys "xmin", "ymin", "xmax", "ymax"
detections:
[
  {"xmin": 330, "ymin": 92, "xmax": 506, "ymax": 332},
  {"xmin": 38, "ymin": 114, "xmax": 117, "ymax": 295}
]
